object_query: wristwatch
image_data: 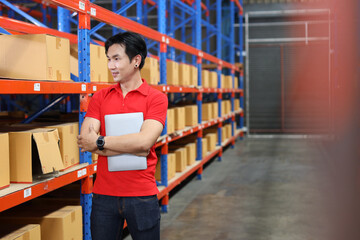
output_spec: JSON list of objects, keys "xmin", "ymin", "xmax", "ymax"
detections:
[{"xmin": 96, "ymin": 136, "xmax": 105, "ymax": 151}]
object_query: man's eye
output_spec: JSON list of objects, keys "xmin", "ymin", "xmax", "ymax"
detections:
[{"xmin": 115, "ymin": 57, "xmax": 119, "ymax": 61}]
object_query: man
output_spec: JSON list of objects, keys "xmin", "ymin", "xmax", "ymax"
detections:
[{"xmin": 77, "ymin": 31, "xmax": 168, "ymax": 240}]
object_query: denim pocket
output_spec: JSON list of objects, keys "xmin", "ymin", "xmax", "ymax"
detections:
[{"xmin": 133, "ymin": 196, "xmax": 161, "ymax": 231}]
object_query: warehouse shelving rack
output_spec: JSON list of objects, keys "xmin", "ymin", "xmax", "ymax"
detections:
[{"xmin": 0, "ymin": 0, "xmax": 244, "ymax": 239}]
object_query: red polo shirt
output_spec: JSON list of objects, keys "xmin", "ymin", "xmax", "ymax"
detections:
[{"xmin": 85, "ymin": 79, "xmax": 168, "ymax": 196}]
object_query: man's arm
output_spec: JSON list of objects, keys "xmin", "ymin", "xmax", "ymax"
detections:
[
  {"xmin": 103, "ymin": 119, "xmax": 163, "ymax": 154},
  {"xmin": 77, "ymin": 117, "xmax": 161, "ymax": 156}
]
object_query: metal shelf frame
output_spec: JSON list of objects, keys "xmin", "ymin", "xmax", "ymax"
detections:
[{"xmin": 0, "ymin": 0, "xmax": 244, "ymax": 239}]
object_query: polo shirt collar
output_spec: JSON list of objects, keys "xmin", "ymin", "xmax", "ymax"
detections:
[{"xmin": 110, "ymin": 79, "xmax": 150, "ymax": 96}]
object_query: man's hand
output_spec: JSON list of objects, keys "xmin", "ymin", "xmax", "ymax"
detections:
[{"xmin": 77, "ymin": 124, "xmax": 99, "ymax": 153}]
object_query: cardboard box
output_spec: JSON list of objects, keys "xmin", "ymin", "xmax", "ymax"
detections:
[
  {"xmin": 227, "ymin": 124, "xmax": 232, "ymax": 139},
  {"xmin": 70, "ymin": 43, "xmax": 108, "ymax": 82},
  {"xmin": 167, "ymin": 108, "xmax": 175, "ymax": 134},
  {"xmin": 0, "ymin": 224, "xmax": 41, "ymax": 240},
  {"xmin": 185, "ymin": 105, "xmax": 198, "ymax": 127},
  {"xmin": 234, "ymin": 99, "xmax": 240, "ymax": 111},
  {"xmin": 92, "ymin": 153, "xmax": 98, "ymax": 163},
  {"xmin": 179, "ymin": 63, "xmax": 190, "ymax": 86},
  {"xmin": 44, "ymin": 123, "xmax": 79, "ymax": 169},
  {"xmin": 185, "ymin": 143, "xmax": 196, "ymax": 166},
  {"xmin": 155, "ymin": 153, "xmax": 176, "ymax": 181},
  {"xmin": 0, "ymin": 133, "xmax": 9, "ymax": 190},
  {"xmin": 234, "ymin": 76, "xmax": 239, "ymax": 89},
  {"xmin": 222, "ymin": 126, "xmax": 227, "ymax": 142},
  {"xmin": 174, "ymin": 107, "xmax": 185, "ymax": 130},
  {"xmin": 221, "ymin": 74, "xmax": 225, "ymax": 88},
  {"xmin": 8, "ymin": 128, "xmax": 64, "ymax": 183},
  {"xmin": 0, "ymin": 34, "xmax": 70, "ymax": 81},
  {"xmin": 0, "ymin": 206, "xmax": 82, "ymax": 240},
  {"xmin": 202, "ymin": 103, "xmax": 213, "ymax": 121},
  {"xmin": 202, "ymin": 138, "xmax": 208, "ymax": 158},
  {"xmin": 224, "ymin": 75, "xmax": 233, "ymax": 89},
  {"xmin": 202, "ymin": 70, "xmax": 210, "ymax": 88},
  {"xmin": 209, "ymin": 71, "xmax": 218, "ymax": 88},
  {"xmin": 212, "ymin": 102, "xmax": 218, "ymax": 119},
  {"xmin": 167, "ymin": 60, "xmax": 179, "ymax": 85},
  {"xmin": 170, "ymin": 148, "xmax": 186, "ymax": 172},
  {"xmin": 226, "ymin": 100, "xmax": 232, "ymax": 114},
  {"xmin": 205, "ymin": 133, "xmax": 217, "ymax": 152},
  {"xmin": 190, "ymin": 65, "xmax": 198, "ymax": 86},
  {"xmin": 141, "ymin": 57, "xmax": 159, "ymax": 85}
]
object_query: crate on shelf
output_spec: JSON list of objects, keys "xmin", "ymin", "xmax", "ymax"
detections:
[
  {"xmin": 70, "ymin": 43, "xmax": 109, "ymax": 83},
  {"xmin": 202, "ymin": 70, "xmax": 210, "ymax": 88},
  {"xmin": 190, "ymin": 65, "xmax": 198, "ymax": 87},
  {"xmin": 167, "ymin": 60, "xmax": 179, "ymax": 85},
  {"xmin": 141, "ymin": 57, "xmax": 159, "ymax": 85},
  {"xmin": 179, "ymin": 63, "xmax": 190, "ymax": 86},
  {"xmin": 185, "ymin": 105, "xmax": 198, "ymax": 127},
  {"xmin": 202, "ymin": 103, "xmax": 213, "ymax": 121},
  {"xmin": 185, "ymin": 143, "xmax": 196, "ymax": 166},
  {"xmin": 0, "ymin": 34, "xmax": 70, "ymax": 81},
  {"xmin": 6, "ymin": 128, "xmax": 64, "ymax": 183},
  {"xmin": 44, "ymin": 122, "xmax": 79, "ymax": 169},
  {"xmin": 0, "ymin": 205, "xmax": 82, "ymax": 240},
  {"xmin": 169, "ymin": 148, "xmax": 186, "ymax": 172},
  {"xmin": 167, "ymin": 108, "xmax": 175, "ymax": 134},
  {"xmin": 155, "ymin": 153, "xmax": 176, "ymax": 181},
  {"xmin": 174, "ymin": 107, "xmax": 185, "ymax": 131},
  {"xmin": 0, "ymin": 133, "xmax": 9, "ymax": 190},
  {"xmin": 209, "ymin": 71, "xmax": 218, "ymax": 88},
  {"xmin": 0, "ymin": 224, "xmax": 41, "ymax": 240}
]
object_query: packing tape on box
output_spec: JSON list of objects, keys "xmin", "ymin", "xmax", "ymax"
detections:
[
  {"xmin": 57, "ymin": 70, "xmax": 62, "ymax": 81},
  {"xmin": 56, "ymin": 38, "xmax": 62, "ymax": 49}
]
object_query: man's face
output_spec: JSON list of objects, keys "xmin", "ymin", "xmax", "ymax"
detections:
[{"xmin": 107, "ymin": 43, "xmax": 134, "ymax": 83}]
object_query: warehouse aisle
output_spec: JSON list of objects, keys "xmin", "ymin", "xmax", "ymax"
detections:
[{"xmin": 155, "ymin": 138, "xmax": 331, "ymax": 240}]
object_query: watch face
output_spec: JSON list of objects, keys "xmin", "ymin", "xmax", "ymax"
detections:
[{"xmin": 97, "ymin": 136, "xmax": 105, "ymax": 150}]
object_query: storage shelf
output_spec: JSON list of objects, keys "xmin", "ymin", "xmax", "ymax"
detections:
[
  {"xmin": 157, "ymin": 129, "xmax": 243, "ymax": 200},
  {"xmin": 155, "ymin": 109, "xmax": 243, "ymax": 148},
  {"xmin": 0, "ymin": 163, "xmax": 89, "ymax": 212},
  {"xmin": 0, "ymin": 79, "xmax": 243, "ymax": 94}
]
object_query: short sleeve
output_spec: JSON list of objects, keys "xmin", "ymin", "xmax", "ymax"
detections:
[
  {"xmin": 145, "ymin": 92, "xmax": 168, "ymax": 126},
  {"xmin": 85, "ymin": 90, "xmax": 103, "ymax": 120}
]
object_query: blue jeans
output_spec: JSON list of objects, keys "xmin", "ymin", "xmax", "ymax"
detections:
[{"xmin": 91, "ymin": 194, "xmax": 161, "ymax": 240}]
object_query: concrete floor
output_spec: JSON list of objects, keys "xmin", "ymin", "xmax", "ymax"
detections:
[{"xmin": 126, "ymin": 137, "xmax": 334, "ymax": 240}]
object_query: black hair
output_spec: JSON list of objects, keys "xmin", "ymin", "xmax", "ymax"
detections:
[{"xmin": 105, "ymin": 31, "xmax": 147, "ymax": 70}]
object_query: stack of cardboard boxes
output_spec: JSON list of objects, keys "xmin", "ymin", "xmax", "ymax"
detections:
[
  {"xmin": 202, "ymin": 102, "xmax": 218, "ymax": 121},
  {"xmin": 141, "ymin": 57, "xmax": 160, "ymax": 85},
  {"xmin": 0, "ymin": 201, "xmax": 82, "ymax": 240},
  {"xmin": 0, "ymin": 34, "xmax": 70, "ymax": 81},
  {"xmin": 0, "ymin": 122, "xmax": 79, "ymax": 186}
]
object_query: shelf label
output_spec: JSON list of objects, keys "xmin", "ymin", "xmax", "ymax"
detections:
[
  {"xmin": 34, "ymin": 83, "xmax": 40, "ymax": 92},
  {"xmin": 24, "ymin": 188, "xmax": 32, "ymax": 198},
  {"xmin": 167, "ymin": 136, "xmax": 171, "ymax": 141},
  {"xmin": 90, "ymin": 7, "xmax": 96, "ymax": 16},
  {"xmin": 179, "ymin": 87, "xmax": 182, "ymax": 91},
  {"xmin": 93, "ymin": 86, "xmax": 97, "ymax": 91},
  {"xmin": 166, "ymin": 38, "xmax": 169, "ymax": 44},
  {"xmin": 179, "ymin": 132, "xmax": 183, "ymax": 137},
  {"xmin": 162, "ymin": 86, "xmax": 166, "ymax": 91},
  {"xmin": 79, "ymin": 1, "xmax": 85, "ymax": 10},
  {"xmin": 77, "ymin": 168, "xmax": 87, "ymax": 178},
  {"xmin": 81, "ymin": 84, "xmax": 86, "ymax": 92},
  {"xmin": 94, "ymin": 165, "xmax": 97, "ymax": 172},
  {"xmin": 167, "ymin": 86, "xmax": 170, "ymax": 91}
]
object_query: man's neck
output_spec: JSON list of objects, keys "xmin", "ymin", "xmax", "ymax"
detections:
[{"xmin": 120, "ymin": 71, "xmax": 142, "ymax": 96}]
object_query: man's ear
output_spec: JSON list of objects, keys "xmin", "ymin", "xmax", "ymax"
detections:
[{"xmin": 134, "ymin": 54, "xmax": 142, "ymax": 67}]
